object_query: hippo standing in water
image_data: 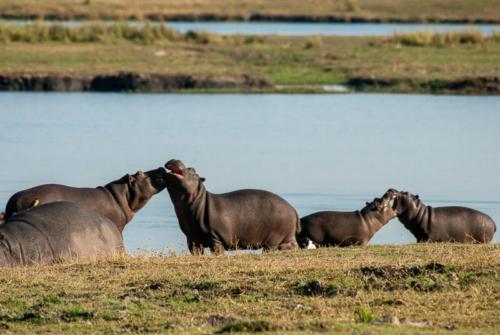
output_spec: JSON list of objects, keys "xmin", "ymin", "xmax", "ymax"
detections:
[
  {"xmin": 0, "ymin": 202, "xmax": 123, "ymax": 267},
  {"xmin": 3, "ymin": 167, "xmax": 168, "ymax": 233},
  {"xmin": 296, "ymin": 193, "xmax": 397, "ymax": 248},
  {"xmin": 164, "ymin": 159, "xmax": 300, "ymax": 254},
  {"xmin": 385, "ymin": 189, "xmax": 496, "ymax": 243}
]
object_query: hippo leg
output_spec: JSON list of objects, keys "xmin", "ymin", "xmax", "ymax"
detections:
[
  {"xmin": 278, "ymin": 240, "xmax": 298, "ymax": 250},
  {"xmin": 187, "ymin": 238, "xmax": 205, "ymax": 255},
  {"xmin": 209, "ymin": 241, "xmax": 226, "ymax": 255}
]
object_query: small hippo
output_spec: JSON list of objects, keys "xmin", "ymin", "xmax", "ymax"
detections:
[
  {"xmin": 296, "ymin": 193, "xmax": 397, "ymax": 248},
  {"xmin": 0, "ymin": 202, "xmax": 123, "ymax": 267},
  {"xmin": 3, "ymin": 167, "xmax": 168, "ymax": 233},
  {"xmin": 385, "ymin": 189, "xmax": 496, "ymax": 243},
  {"xmin": 164, "ymin": 159, "xmax": 300, "ymax": 254}
]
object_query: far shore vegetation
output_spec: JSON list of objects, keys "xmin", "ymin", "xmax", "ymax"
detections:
[
  {"xmin": 0, "ymin": 0, "xmax": 500, "ymax": 23},
  {"xmin": 0, "ymin": 22, "xmax": 498, "ymax": 94},
  {"xmin": 0, "ymin": 244, "xmax": 498, "ymax": 334}
]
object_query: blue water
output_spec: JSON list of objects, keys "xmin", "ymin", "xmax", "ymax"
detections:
[
  {"xmin": 0, "ymin": 93, "xmax": 499, "ymax": 253},
  {"xmin": 3, "ymin": 20, "xmax": 500, "ymax": 36}
]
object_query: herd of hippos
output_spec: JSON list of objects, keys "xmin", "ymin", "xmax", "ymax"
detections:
[{"xmin": 0, "ymin": 159, "xmax": 497, "ymax": 267}]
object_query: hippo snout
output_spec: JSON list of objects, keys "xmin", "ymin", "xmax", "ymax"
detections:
[{"xmin": 165, "ymin": 159, "xmax": 186, "ymax": 176}]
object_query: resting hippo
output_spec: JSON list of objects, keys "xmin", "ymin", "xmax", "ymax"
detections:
[
  {"xmin": 0, "ymin": 202, "xmax": 123, "ymax": 267},
  {"xmin": 164, "ymin": 159, "xmax": 300, "ymax": 254},
  {"xmin": 296, "ymin": 193, "xmax": 397, "ymax": 248},
  {"xmin": 385, "ymin": 189, "xmax": 496, "ymax": 243},
  {"xmin": 3, "ymin": 167, "xmax": 168, "ymax": 232}
]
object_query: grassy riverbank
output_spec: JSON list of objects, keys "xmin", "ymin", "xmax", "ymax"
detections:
[
  {"xmin": 0, "ymin": 244, "xmax": 498, "ymax": 333},
  {"xmin": 0, "ymin": 23, "xmax": 499, "ymax": 94},
  {"xmin": 1, "ymin": 0, "xmax": 500, "ymax": 23}
]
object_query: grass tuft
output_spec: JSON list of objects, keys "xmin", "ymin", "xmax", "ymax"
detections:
[
  {"xmin": 354, "ymin": 306, "xmax": 375, "ymax": 323},
  {"xmin": 390, "ymin": 28, "xmax": 495, "ymax": 47}
]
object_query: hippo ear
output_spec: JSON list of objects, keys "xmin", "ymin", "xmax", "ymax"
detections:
[
  {"xmin": 366, "ymin": 202, "xmax": 370, "ymax": 206},
  {"xmin": 200, "ymin": 177, "xmax": 206, "ymax": 182}
]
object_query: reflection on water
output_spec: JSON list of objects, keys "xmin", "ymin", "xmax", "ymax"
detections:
[{"xmin": 0, "ymin": 92, "xmax": 499, "ymax": 252}]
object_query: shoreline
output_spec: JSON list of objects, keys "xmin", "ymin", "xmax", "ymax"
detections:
[
  {"xmin": 1, "ymin": 14, "xmax": 500, "ymax": 24},
  {"xmin": 1, "ymin": 73, "xmax": 498, "ymax": 95}
]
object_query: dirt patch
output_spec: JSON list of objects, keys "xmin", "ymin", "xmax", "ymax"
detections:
[
  {"xmin": 360, "ymin": 262, "xmax": 446, "ymax": 280},
  {"xmin": 215, "ymin": 320, "xmax": 277, "ymax": 333},
  {"xmin": 293, "ymin": 280, "xmax": 357, "ymax": 297},
  {"xmin": 361, "ymin": 262, "xmax": 448, "ymax": 292}
]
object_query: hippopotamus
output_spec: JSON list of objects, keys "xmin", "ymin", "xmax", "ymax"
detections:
[
  {"xmin": 296, "ymin": 193, "xmax": 397, "ymax": 248},
  {"xmin": 0, "ymin": 202, "xmax": 123, "ymax": 267},
  {"xmin": 164, "ymin": 159, "xmax": 300, "ymax": 254},
  {"xmin": 3, "ymin": 167, "xmax": 168, "ymax": 233},
  {"xmin": 385, "ymin": 189, "xmax": 496, "ymax": 243}
]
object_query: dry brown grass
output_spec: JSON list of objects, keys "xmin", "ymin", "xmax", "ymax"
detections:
[
  {"xmin": 0, "ymin": 244, "xmax": 498, "ymax": 333},
  {"xmin": 0, "ymin": 0, "xmax": 499, "ymax": 22}
]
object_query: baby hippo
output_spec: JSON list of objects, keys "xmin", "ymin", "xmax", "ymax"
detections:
[
  {"xmin": 164, "ymin": 159, "xmax": 300, "ymax": 254},
  {"xmin": 296, "ymin": 193, "xmax": 397, "ymax": 247},
  {"xmin": 385, "ymin": 189, "xmax": 496, "ymax": 243}
]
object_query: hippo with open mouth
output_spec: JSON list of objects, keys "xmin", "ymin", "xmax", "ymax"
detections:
[
  {"xmin": 384, "ymin": 189, "xmax": 496, "ymax": 243},
  {"xmin": 3, "ymin": 167, "xmax": 168, "ymax": 233},
  {"xmin": 164, "ymin": 159, "xmax": 300, "ymax": 254},
  {"xmin": 0, "ymin": 201, "xmax": 123, "ymax": 267},
  {"xmin": 296, "ymin": 192, "xmax": 397, "ymax": 248}
]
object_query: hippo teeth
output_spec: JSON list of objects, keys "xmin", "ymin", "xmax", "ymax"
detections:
[{"xmin": 166, "ymin": 164, "xmax": 184, "ymax": 177}]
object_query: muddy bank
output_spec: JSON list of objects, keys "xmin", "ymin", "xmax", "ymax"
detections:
[
  {"xmin": 1, "ymin": 73, "xmax": 498, "ymax": 94},
  {"xmin": 1, "ymin": 13, "xmax": 499, "ymax": 24},
  {"xmin": 347, "ymin": 76, "xmax": 500, "ymax": 95},
  {"xmin": 0, "ymin": 73, "xmax": 272, "ymax": 92}
]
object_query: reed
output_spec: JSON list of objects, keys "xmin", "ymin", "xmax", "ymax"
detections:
[
  {"xmin": 390, "ymin": 28, "xmax": 496, "ymax": 47},
  {"xmin": 0, "ymin": 21, "xmax": 216, "ymax": 44}
]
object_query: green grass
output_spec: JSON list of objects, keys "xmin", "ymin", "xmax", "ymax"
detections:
[
  {"xmin": 0, "ymin": 0, "xmax": 499, "ymax": 22},
  {"xmin": 0, "ymin": 23, "xmax": 498, "ymax": 92},
  {"xmin": 0, "ymin": 244, "xmax": 498, "ymax": 333}
]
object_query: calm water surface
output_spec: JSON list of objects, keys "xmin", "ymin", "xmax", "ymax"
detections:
[
  {"xmin": 5, "ymin": 20, "xmax": 500, "ymax": 35},
  {"xmin": 0, "ymin": 93, "xmax": 499, "ymax": 253}
]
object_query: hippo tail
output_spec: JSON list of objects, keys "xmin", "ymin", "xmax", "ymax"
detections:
[{"xmin": 295, "ymin": 211, "xmax": 301, "ymax": 234}]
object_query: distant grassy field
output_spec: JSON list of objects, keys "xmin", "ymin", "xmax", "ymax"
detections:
[
  {"xmin": 0, "ymin": 244, "xmax": 498, "ymax": 334},
  {"xmin": 0, "ymin": 23, "xmax": 499, "ymax": 93},
  {"xmin": 1, "ymin": 0, "xmax": 500, "ymax": 23}
]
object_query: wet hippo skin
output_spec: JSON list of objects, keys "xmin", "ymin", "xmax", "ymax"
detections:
[
  {"xmin": 385, "ymin": 189, "xmax": 496, "ymax": 243},
  {"xmin": 296, "ymin": 193, "xmax": 397, "ymax": 247},
  {"xmin": 164, "ymin": 159, "xmax": 300, "ymax": 254},
  {"xmin": 3, "ymin": 167, "xmax": 168, "ymax": 232},
  {"xmin": 0, "ymin": 202, "xmax": 124, "ymax": 267}
]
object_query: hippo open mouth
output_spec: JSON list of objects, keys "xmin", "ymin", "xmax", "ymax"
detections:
[{"xmin": 165, "ymin": 159, "xmax": 185, "ymax": 178}]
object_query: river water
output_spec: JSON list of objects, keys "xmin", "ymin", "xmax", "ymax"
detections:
[
  {"xmin": 0, "ymin": 92, "xmax": 499, "ymax": 253},
  {"xmin": 3, "ymin": 20, "xmax": 500, "ymax": 36}
]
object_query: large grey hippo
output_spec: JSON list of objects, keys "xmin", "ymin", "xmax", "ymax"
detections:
[
  {"xmin": 385, "ymin": 189, "xmax": 496, "ymax": 243},
  {"xmin": 0, "ymin": 201, "xmax": 123, "ymax": 267},
  {"xmin": 164, "ymin": 159, "xmax": 300, "ymax": 254},
  {"xmin": 3, "ymin": 167, "xmax": 168, "ymax": 232},
  {"xmin": 296, "ymin": 193, "xmax": 397, "ymax": 248}
]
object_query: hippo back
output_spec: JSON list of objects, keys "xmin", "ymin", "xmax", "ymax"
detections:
[{"xmin": 0, "ymin": 202, "xmax": 124, "ymax": 266}]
